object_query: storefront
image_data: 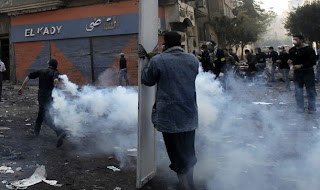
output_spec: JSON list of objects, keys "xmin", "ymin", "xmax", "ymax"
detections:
[{"xmin": 10, "ymin": 1, "xmax": 140, "ymax": 86}]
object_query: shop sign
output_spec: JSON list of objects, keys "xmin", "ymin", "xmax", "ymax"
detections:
[{"xmin": 11, "ymin": 13, "xmax": 139, "ymax": 42}]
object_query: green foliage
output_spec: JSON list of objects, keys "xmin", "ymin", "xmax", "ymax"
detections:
[
  {"xmin": 211, "ymin": 0, "xmax": 275, "ymax": 50},
  {"xmin": 284, "ymin": 2, "xmax": 320, "ymax": 42}
]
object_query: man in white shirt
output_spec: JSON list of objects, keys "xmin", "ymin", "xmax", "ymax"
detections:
[{"xmin": 0, "ymin": 59, "xmax": 6, "ymax": 102}]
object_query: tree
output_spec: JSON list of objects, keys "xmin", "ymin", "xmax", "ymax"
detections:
[
  {"xmin": 235, "ymin": 0, "xmax": 275, "ymax": 58},
  {"xmin": 210, "ymin": 0, "xmax": 275, "ymax": 59},
  {"xmin": 284, "ymin": 2, "xmax": 320, "ymax": 43}
]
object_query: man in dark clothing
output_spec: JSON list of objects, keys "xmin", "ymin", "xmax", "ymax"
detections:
[
  {"xmin": 207, "ymin": 41, "xmax": 226, "ymax": 78},
  {"xmin": 18, "ymin": 59, "xmax": 66, "ymax": 147},
  {"xmin": 267, "ymin": 46, "xmax": 279, "ymax": 82},
  {"xmin": 229, "ymin": 48, "xmax": 239, "ymax": 62},
  {"xmin": 245, "ymin": 49, "xmax": 257, "ymax": 77},
  {"xmin": 255, "ymin": 47, "xmax": 267, "ymax": 73},
  {"xmin": 119, "ymin": 53, "xmax": 129, "ymax": 86},
  {"xmin": 200, "ymin": 44, "xmax": 212, "ymax": 72},
  {"xmin": 142, "ymin": 31, "xmax": 198, "ymax": 190},
  {"xmin": 277, "ymin": 46, "xmax": 291, "ymax": 91},
  {"xmin": 288, "ymin": 34, "xmax": 317, "ymax": 113}
]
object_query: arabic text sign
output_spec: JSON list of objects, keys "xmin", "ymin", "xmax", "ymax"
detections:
[{"xmin": 12, "ymin": 13, "xmax": 139, "ymax": 42}]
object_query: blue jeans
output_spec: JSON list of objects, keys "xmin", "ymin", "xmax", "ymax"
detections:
[{"xmin": 119, "ymin": 69, "xmax": 129, "ymax": 86}]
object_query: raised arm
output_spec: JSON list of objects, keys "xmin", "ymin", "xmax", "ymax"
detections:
[{"xmin": 18, "ymin": 76, "xmax": 30, "ymax": 95}]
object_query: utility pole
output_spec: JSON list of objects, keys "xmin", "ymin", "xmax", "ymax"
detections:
[{"xmin": 136, "ymin": 0, "xmax": 158, "ymax": 189}]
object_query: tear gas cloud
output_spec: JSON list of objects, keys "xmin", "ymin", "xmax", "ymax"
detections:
[
  {"xmin": 51, "ymin": 75, "xmax": 138, "ymax": 167},
  {"xmin": 51, "ymin": 71, "xmax": 320, "ymax": 190}
]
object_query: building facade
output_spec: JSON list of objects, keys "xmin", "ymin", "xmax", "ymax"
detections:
[{"xmin": 0, "ymin": 0, "xmax": 232, "ymax": 85}]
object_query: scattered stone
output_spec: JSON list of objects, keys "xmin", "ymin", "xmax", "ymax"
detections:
[{"xmin": 0, "ymin": 127, "xmax": 10, "ymax": 130}]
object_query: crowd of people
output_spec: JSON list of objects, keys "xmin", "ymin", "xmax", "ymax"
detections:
[
  {"xmin": 0, "ymin": 31, "xmax": 318, "ymax": 190},
  {"xmin": 192, "ymin": 34, "xmax": 317, "ymax": 115}
]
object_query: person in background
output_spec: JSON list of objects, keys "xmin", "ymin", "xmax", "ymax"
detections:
[
  {"xmin": 206, "ymin": 41, "xmax": 226, "ymax": 78},
  {"xmin": 200, "ymin": 44, "xmax": 212, "ymax": 72},
  {"xmin": 141, "ymin": 31, "xmax": 199, "ymax": 190},
  {"xmin": 314, "ymin": 46, "xmax": 320, "ymax": 82},
  {"xmin": 255, "ymin": 47, "xmax": 267, "ymax": 73},
  {"xmin": 267, "ymin": 46, "xmax": 279, "ymax": 82},
  {"xmin": 288, "ymin": 34, "xmax": 317, "ymax": 113},
  {"xmin": 0, "ymin": 59, "xmax": 6, "ymax": 103},
  {"xmin": 277, "ymin": 46, "xmax": 291, "ymax": 91},
  {"xmin": 222, "ymin": 49, "xmax": 236, "ymax": 90},
  {"xmin": 119, "ymin": 53, "xmax": 129, "ymax": 86},
  {"xmin": 245, "ymin": 49, "xmax": 257, "ymax": 78},
  {"xmin": 229, "ymin": 48, "xmax": 239, "ymax": 63},
  {"xmin": 18, "ymin": 59, "xmax": 67, "ymax": 147}
]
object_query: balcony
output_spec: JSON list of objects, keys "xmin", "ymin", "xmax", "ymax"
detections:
[{"xmin": 0, "ymin": 0, "xmax": 64, "ymax": 15}]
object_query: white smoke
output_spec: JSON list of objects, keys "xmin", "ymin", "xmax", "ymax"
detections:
[
  {"xmin": 51, "ymin": 75, "xmax": 138, "ymax": 167},
  {"xmin": 51, "ymin": 71, "xmax": 320, "ymax": 190}
]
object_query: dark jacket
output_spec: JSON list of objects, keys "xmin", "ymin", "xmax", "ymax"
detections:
[
  {"xmin": 230, "ymin": 52, "xmax": 239, "ymax": 62},
  {"xmin": 210, "ymin": 48, "xmax": 226, "ymax": 76},
  {"xmin": 200, "ymin": 50, "xmax": 212, "ymax": 72},
  {"xmin": 256, "ymin": 52, "xmax": 267, "ymax": 63},
  {"xmin": 246, "ymin": 53, "xmax": 257, "ymax": 71},
  {"xmin": 141, "ymin": 47, "xmax": 199, "ymax": 133},
  {"xmin": 268, "ymin": 51, "xmax": 279, "ymax": 63},
  {"xmin": 28, "ymin": 67, "xmax": 60, "ymax": 103},
  {"xmin": 278, "ymin": 52, "xmax": 290, "ymax": 69},
  {"xmin": 288, "ymin": 46, "xmax": 316, "ymax": 69},
  {"xmin": 119, "ymin": 57, "xmax": 127, "ymax": 70}
]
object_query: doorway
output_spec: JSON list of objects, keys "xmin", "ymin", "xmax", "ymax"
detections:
[{"xmin": 0, "ymin": 38, "xmax": 9, "ymax": 81}]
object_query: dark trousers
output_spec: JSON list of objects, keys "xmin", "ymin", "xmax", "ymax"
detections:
[
  {"xmin": 162, "ymin": 130, "xmax": 197, "ymax": 175},
  {"xmin": 0, "ymin": 72, "xmax": 2, "ymax": 101},
  {"xmin": 35, "ymin": 100, "xmax": 64, "ymax": 136},
  {"xmin": 294, "ymin": 69, "xmax": 317, "ymax": 111}
]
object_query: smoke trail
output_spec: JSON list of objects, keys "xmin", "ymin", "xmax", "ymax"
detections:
[{"xmin": 51, "ymin": 75, "xmax": 138, "ymax": 167}]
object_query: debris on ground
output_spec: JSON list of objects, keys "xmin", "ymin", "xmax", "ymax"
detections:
[
  {"xmin": 252, "ymin": 102, "xmax": 273, "ymax": 105},
  {"xmin": 0, "ymin": 127, "xmax": 10, "ymax": 130},
  {"xmin": 5, "ymin": 165, "xmax": 62, "ymax": 189},
  {"xmin": 107, "ymin": 166, "xmax": 121, "ymax": 172},
  {"xmin": 0, "ymin": 166, "xmax": 14, "ymax": 174}
]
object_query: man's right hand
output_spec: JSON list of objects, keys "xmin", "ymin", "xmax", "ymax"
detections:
[{"xmin": 287, "ymin": 59, "xmax": 293, "ymax": 65}]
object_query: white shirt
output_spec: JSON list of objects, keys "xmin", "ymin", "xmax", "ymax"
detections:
[{"xmin": 0, "ymin": 60, "xmax": 6, "ymax": 72}]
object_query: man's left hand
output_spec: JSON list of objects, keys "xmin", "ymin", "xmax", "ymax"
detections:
[{"xmin": 293, "ymin": 64, "xmax": 303, "ymax": 70}]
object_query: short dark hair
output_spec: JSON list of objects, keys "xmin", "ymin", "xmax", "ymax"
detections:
[
  {"xmin": 245, "ymin": 49, "xmax": 250, "ymax": 53},
  {"xmin": 229, "ymin": 49, "xmax": 233, "ymax": 51},
  {"xmin": 164, "ymin": 31, "xmax": 181, "ymax": 48},
  {"xmin": 48, "ymin": 59, "xmax": 58, "ymax": 68},
  {"xmin": 292, "ymin": 34, "xmax": 304, "ymax": 41},
  {"xmin": 269, "ymin": 46, "xmax": 274, "ymax": 50}
]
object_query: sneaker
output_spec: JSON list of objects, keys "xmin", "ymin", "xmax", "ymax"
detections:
[{"xmin": 56, "ymin": 132, "xmax": 67, "ymax": 148}]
